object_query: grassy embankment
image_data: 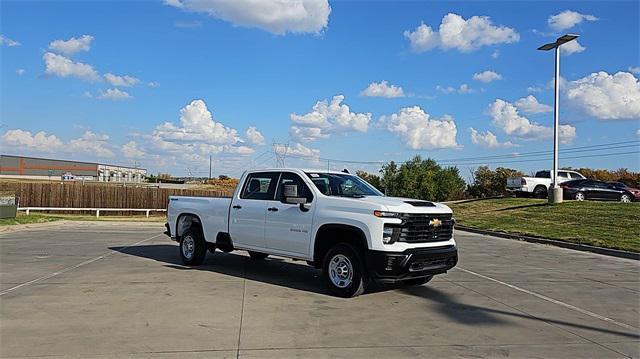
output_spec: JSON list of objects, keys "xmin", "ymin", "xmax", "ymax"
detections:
[{"xmin": 448, "ymin": 198, "xmax": 640, "ymax": 252}]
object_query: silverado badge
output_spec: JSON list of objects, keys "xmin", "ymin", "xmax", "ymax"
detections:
[{"xmin": 429, "ymin": 218, "xmax": 442, "ymax": 228}]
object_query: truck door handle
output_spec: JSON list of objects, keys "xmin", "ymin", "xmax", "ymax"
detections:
[
  {"xmin": 232, "ymin": 205, "xmax": 242, "ymax": 209},
  {"xmin": 267, "ymin": 207, "xmax": 279, "ymax": 212}
]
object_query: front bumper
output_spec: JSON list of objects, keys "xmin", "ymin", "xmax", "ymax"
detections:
[{"xmin": 365, "ymin": 245, "xmax": 458, "ymax": 284}]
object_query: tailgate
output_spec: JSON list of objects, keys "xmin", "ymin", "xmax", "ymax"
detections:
[{"xmin": 506, "ymin": 177, "xmax": 523, "ymax": 188}]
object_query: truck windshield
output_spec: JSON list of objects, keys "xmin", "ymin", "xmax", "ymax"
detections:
[{"xmin": 305, "ymin": 172, "xmax": 383, "ymax": 197}]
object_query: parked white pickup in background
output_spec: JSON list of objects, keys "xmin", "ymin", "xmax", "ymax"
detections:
[{"xmin": 507, "ymin": 170, "xmax": 585, "ymax": 198}]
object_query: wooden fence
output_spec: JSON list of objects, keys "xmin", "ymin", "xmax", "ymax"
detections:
[{"xmin": 1, "ymin": 182, "xmax": 233, "ymax": 210}]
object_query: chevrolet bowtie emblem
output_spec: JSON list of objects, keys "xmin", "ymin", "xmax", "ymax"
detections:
[{"xmin": 429, "ymin": 218, "xmax": 442, "ymax": 227}]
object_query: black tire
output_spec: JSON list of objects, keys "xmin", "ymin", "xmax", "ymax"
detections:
[
  {"xmin": 403, "ymin": 276, "xmax": 433, "ymax": 286},
  {"xmin": 533, "ymin": 185, "xmax": 548, "ymax": 199},
  {"xmin": 575, "ymin": 191, "xmax": 585, "ymax": 201},
  {"xmin": 248, "ymin": 251, "xmax": 269, "ymax": 260},
  {"xmin": 620, "ymin": 193, "xmax": 632, "ymax": 203},
  {"xmin": 322, "ymin": 243, "xmax": 368, "ymax": 298},
  {"xmin": 179, "ymin": 227, "xmax": 207, "ymax": 266}
]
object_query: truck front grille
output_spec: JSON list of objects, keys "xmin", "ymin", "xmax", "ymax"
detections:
[{"xmin": 397, "ymin": 213, "xmax": 454, "ymax": 243}]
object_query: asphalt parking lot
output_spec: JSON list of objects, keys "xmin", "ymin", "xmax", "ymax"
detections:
[{"xmin": 1, "ymin": 221, "xmax": 638, "ymax": 358}]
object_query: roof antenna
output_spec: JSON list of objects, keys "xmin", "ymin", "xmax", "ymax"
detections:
[{"xmin": 342, "ymin": 168, "xmax": 350, "ymax": 174}]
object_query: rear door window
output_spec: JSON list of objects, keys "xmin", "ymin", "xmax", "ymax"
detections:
[
  {"xmin": 570, "ymin": 172, "xmax": 583, "ymax": 179},
  {"xmin": 241, "ymin": 172, "xmax": 280, "ymax": 200}
]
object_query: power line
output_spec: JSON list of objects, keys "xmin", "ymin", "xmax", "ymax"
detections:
[{"xmin": 281, "ymin": 140, "xmax": 639, "ymax": 165}]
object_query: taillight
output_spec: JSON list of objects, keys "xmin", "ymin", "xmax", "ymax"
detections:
[{"xmin": 521, "ymin": 178, "xmax": 527, "ymax": 185}]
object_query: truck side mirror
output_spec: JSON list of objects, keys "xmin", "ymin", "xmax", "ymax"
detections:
[{"xmin": 282, "ymin": 184, "xmax": 307, "ymax": 204}]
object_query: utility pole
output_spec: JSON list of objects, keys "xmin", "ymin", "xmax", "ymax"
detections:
[
  {"xmin": 272, "ymin": 141, "xmax": 289, "ymax": 168},
  {"xmin": 537, "ymin": 33, "xmax": 579, "ymax": 204}
]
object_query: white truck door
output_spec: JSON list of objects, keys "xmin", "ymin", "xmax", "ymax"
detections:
[
  {"xmin": 264, "ymin": 171, "xmax": 314, "ymax": 256},
  {"xmin": 229, "ymin": 172, "xmax": 280, "ymax": 250}
]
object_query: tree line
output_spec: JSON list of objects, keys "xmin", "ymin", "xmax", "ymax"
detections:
[{"xmin": 355, "ymin": 156, "xmax": 639, "ymax": 201}]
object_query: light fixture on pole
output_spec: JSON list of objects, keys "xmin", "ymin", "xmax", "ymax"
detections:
[{"xmin": 537, "ymin": 33, "xmax": 579, "ymax": 204}]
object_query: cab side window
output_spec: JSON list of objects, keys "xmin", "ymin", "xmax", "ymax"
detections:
[
  {"xmin": 277, "ymin": 172, "xmax": 314, "ymax": 203},
  {"xmin": 241, "ymin": 172, "xmax": 280, "ymax": 200}
]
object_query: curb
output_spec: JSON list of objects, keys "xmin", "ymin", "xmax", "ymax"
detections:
[{"xmin": 456, "ymin": 225, "xmax": 639, "ymax": 261}]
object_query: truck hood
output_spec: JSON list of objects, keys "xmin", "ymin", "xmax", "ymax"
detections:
[{"xmin": 361, "ymin": 196, "xmax": 452, "ymax": 214}]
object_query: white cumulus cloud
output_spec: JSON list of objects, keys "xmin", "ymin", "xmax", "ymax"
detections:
[
  {"xmin": 1, "ymin": 129, "xmax": 115, "ymax": 158},
  {"xmin": 361, "ymin": 81, "xmax": 405, "ymax": 98},
  {"xmin": 165, "ymin": 0, "xmax": 331, "ymax": 35},
  {"xmin": 153, "ymin": 99, "xmax": 241, "ymax": 145},
  {"xmin": 566, "ymin": 71, "xmax": 640, "ymax": 120},
  {"xmin": 560, "ymin": 39, "xmax": 586, "ymax": 56},
  {"xmin": 488, "ymin": 99, "xmax": 576, "ymax": 143},
  {"xmin": 245, "ymin": 126, "xmax": 265, "ymax": 145},
  {"xmin": 98, "ymin": 88, "xmax": 133, "ymax": 100},
  {"xmin": 473, "ymin": 70, "xmax": 502, "ymax": 83},
  {"xmin": 121, "ymin": 141, "xmax": 145, "ymax": 158},
  {"xmin": 290, "ymin": 95, "xmax": 371, "ymax": 141},
  {"xmin": 437, "ymin": 84, "xmax": 475, "ymax": 94},
  {"xmin": 514, "ymin": 95, "xmax": 553, "ymax": 114},
  {"xmin": 404, "ymin": 13, "xmax": 519, "ymax": 53},
  {"xmin": 0, "ymin": 34, "xmax": 20, "ymax": 46},
  {"xmin": 629, "ymin": 66, "xmax": 640, "ymax": 75},
  {"xmin": 104, "ymin": 73, "xmax": 140, "ymax": 87},
  {"xmin": 273, "ymin": 142, "xmax": 320, "ymax": 160},
  {"xmin": 548, "ymin": 10, "xmax": 598, "ymax": 31},
  {"xmin": 1, "ymin": 129, "xmax": 64, "ymax": 152},
  {"xmin": 48, "ymin": 35, "xmax": 94, "ymax": 56},
  {"xmin": 469, "ymin": 128, "xmax": 516, "ymax": 148},
  {"xmin": 380, "ymin": 106, "xmax": 460, "ymax": 150},
  {"xmin": 16, "ymin": 68, "xmax": 25, "ymax": 76},
  {"xmin": 43, "ymin": 52, "xmax": 100, "ymax": 81}
]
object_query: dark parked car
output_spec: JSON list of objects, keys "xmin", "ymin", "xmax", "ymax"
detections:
[
  {"xmin": 560, "ymin": 179, "xmax": 637, "ymax": 202},
  {"xmin": 608, "ymin": 182, "xmax": 640, "ymax": 201}
]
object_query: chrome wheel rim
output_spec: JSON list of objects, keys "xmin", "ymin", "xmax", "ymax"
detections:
[
  {"xmin": 621, "ymin": 195, "xmax": 631, "ymax": 203},
  {"xmin": 329, "ymin": 254, "xmax": 353, "ymax": 288},
  {"xmin": 182, "ymin": 235, "xmax": 195, "ymax": 259},
  {"xmin": 575, "ymin": 193, "xmax": 584, "ymax": 201}
]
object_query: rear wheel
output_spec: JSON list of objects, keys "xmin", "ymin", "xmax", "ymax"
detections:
[
  {"xmin": 248, "ymin": 251, "xmax": 269, "ymax": 260},
  {"xmin": 179, "ymin": 227, "xmax": 207, "ymax": 265},
  {"xmin": 403, "ymin": 276, "xmax": 433, "ymax": 286},
  {"xmin": 575, "ymin": 191, "xmax": 585, "ymax": 201},
  {"xmin": 533, "ymin": 185, "xmax": 548, "ymax": 199},
  {"xmin": 323, "ymin": 243, "xmax": 368, "ymax": 298},
  {"xmin": 620, "ymin": 193, "xmax": 632, "ymax": 203}
]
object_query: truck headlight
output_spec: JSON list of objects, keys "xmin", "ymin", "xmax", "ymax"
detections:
[
  {"xmin": 374, "ymin": 210, "xmax": 401, "ymax": 218},
  {"xmin": 382, "ymin": 225, "xmax": 400, "ymax": 244}
]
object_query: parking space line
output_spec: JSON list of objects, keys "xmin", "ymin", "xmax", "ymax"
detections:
[
  {"xmin": 0, "ymin": 233, "xmax": 163, "ymax": 296},
  {"xmin": 456, "ymin": 266, "xmax": 639, "ymax": 332}
]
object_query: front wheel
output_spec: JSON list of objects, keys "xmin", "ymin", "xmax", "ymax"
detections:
[
  {"xmin": 179, "ymin": 227, "xmax": 207, "ymax": 265},
  {"xmin": 575, "ymin": 192, "xmax": 585, "ymax": 201},
  {"xmin": 620, "ymin": 193, "xmax": 632, "ymax": 203},
  {"xmin": 323, "ymin": 243, "xmax": 368, "ymax": 298}
]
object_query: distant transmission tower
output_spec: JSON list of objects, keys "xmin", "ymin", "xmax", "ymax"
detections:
[{"xmin": 272, "ymin": 141, "xmax": 290, "ymax": 167}]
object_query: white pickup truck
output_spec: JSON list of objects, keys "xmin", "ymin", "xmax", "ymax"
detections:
[
  {"xmin": 166, "ymin": 168, "xmax": 458, "ymax": 297},
  {"xmin": 507, "ymin": 170, "xmax": 585, "ymax": 198}
]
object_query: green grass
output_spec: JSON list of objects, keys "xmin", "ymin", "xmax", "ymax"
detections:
[
  {"xmin": 448, "ymin": 198, "xmax": 640, "ymax": 252},
  {"xmin": 0, "ymin": 214, "xmax": 64, "ymax": 226},
  {"xmin": 0, "ymin": 213, "xmax": 166, "ymax": 226}
]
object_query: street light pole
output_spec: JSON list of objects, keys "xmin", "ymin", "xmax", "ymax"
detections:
[
  {"xmin": 538, "ymin": 34, "xmax": 579, "ymax": 204},
  {"xmin": 553, "ymin": 44, "xmax": 560, "ymax": 199}
]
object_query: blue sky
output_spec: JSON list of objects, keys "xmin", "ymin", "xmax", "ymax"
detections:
[{"xmin": 1, "ymin": 0, "xmax": 639, "ymax": 177}]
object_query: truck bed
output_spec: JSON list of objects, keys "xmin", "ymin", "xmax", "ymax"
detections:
[{"xmin": 167, "ymin": 196, "xmax": 231, "ymax": 243}]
